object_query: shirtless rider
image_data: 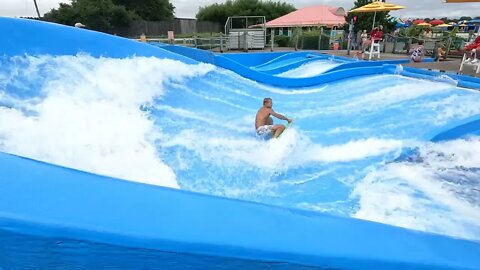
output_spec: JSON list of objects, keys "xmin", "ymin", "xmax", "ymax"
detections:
[{"xmin": 255, "ymin": 97, "xmax": 292, "ymax": 138}]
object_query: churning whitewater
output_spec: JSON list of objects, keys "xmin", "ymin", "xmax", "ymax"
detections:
[{"xmin": 0, "ymin": 54, "xmax": 479, "ymax": 241}]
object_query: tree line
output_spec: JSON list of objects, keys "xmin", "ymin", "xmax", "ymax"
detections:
[{"xmin": 42, "ymin": 0, "xmax": 295, "ymax": 33}]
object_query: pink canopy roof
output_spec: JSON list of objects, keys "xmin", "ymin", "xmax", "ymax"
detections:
[{"xmin": 266, "ymin": 5, "xmax": 346, "ymax": 28}]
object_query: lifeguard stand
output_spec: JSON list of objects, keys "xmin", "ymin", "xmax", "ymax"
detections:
[{"xmin": 225, "ymin": 16, "xmax": 266, "ymax": 50}]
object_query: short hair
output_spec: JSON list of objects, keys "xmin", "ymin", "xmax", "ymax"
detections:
[
  {"xmin": 418, "ymin": 40, "xmax": 424, "ymax": 45},
  {"xmin": 263, "ymin": 98, "xmax": 272, "ymax": 105}
]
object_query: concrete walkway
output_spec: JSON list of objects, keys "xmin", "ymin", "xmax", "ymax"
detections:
[{"xmin": 321, "ymin": 50, "xmax": 478, "ymax": 77}]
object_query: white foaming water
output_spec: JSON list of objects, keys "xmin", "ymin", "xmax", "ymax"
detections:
[
  {"xmin": 163, "ymin": 127, "xmax": 403, "ymax": 170},
  {"xmin": 419, "ymin": 93, "xmax": 480, "ymax": 125},
  {"xmin": 0, "ymin": 55, "xmax": 214, "ymax": 188},
  {"xmin": 352, "ymin": 137, "xmax": 480, "ymax": 240},
  {"xmin": 277, "ymin": 60, "xmax": 340, "ymax": 78}
]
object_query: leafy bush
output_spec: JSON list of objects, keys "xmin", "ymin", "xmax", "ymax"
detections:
[{"xmin": 275, "ymin": 35, "xmax": 290, "ymax": 47}]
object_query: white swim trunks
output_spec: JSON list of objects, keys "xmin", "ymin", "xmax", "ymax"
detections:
[{"xmin": 256, "ymin": 125, "xmax": 273, "ymax": 136}]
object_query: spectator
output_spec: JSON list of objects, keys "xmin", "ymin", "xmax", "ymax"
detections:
[
  {"xmin": 411, "ymin": 40, "xmax": 425, "ymax": 62},
  {"xmin": 362, "ymin": 26, "xmax": 383, "ymax": 52},
  {"xmin": 435, "ymin": 43, "xmax": 447, "ymax": 62},
  {"xmin": 423, "ymin": 28, "xmax": 433, "ymax": 39}
]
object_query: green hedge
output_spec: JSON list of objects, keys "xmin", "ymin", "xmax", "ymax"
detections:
[{"xmin": 275, "ymin": 35, "xmax": 290, "ymax": 47}]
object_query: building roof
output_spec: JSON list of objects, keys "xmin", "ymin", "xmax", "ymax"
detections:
[{"xmin": 266, "ymin": 5, "xmax": 346, "ymax": 28}]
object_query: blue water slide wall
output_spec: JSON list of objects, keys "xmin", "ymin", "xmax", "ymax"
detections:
[
  {"xmin": 161, "ymin": 44, "xmax": 480, "ymax": 90},
  {"xmin": 162, "ymin": 45, "xmax": 395, "ymax": 87},
  {"xmin": 0, "ymin": 17, "xmax": 196, "ymax": 64},
  {"xmin": 1, "ymin": 17, "xmax": 480, "ymax": 269},
  {"xmin": 2, "ymin": 152, "xmax": 480, "ymax": 270},
  {"xmin": 430, "ymin": 114, "xmax": 480, "ymax": 142}
]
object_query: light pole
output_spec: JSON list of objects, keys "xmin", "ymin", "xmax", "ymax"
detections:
[{"xmin": 33, "ymin": 0, "xmax": 41, "ymax": 18}]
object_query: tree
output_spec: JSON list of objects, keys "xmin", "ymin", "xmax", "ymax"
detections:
[
  {"xmin": 112, "ymin": 0, "xmax": 175, "ymax": 21},
  {"xmin": 196, "ymin": 0, "xmax": 296, "ymax": 25},
  {"xmin": 43, "ymin": 0, "xmax": 138, "ymax": 33},
  {"xmin": 347, "ymin": 0, "xmax": 392, "ymax": 33}
]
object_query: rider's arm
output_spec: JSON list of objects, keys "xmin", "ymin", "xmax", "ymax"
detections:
[{"xmin": 271, "ymin": 110, "xmax": 292, "ymax": 123}]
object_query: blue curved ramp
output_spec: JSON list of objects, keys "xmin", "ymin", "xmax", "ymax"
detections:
[
  {"xmin": 161, "ymin": 45, "xmax": 480, "ymax": 90},
  {"xmin": 430, "ymin": 114, "xmax": 480, "ymax": 142},
  {"xmin": 1, "ymin": 17, "xmax": 480, "ymax": 270}
]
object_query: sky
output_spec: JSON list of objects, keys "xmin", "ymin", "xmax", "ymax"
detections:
[{"xmin": 2, "ymin": 0, "xmax": 480, "ymax": 20}]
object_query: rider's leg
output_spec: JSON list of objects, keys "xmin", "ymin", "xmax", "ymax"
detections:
[{"xmin": 272, "ymin": 125, "xmax": 285, "ymax": 138}]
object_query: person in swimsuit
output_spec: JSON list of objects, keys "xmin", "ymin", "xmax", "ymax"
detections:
[
  {"xmin": 411, "ymin": 40, "xmax": 425, "ymax": 62},
  {"xmin": 255, "ymin": 97, "xmax": 292, "ymax": 139}
]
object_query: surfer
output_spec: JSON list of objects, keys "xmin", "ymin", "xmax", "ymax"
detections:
[{"xmin": 255, "ymin": 97, "xmax": 292, "ymax": 138}]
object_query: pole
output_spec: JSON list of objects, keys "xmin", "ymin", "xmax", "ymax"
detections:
[
  {"xmin": 270, "ymin": 29, "xmax": 275, "ymax": 52},
  {"xmin": 347, "ymin": 18, "xmax": 354, "ymax": 55},
  {"xmin": 372, "ymin": 11, "xmax": 377, "ymax": 30},
  {"xmin": 33, "ymin": 0, "xmax": 41, "ymax": 18}
]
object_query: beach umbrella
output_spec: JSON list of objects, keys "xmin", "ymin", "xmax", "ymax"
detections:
[
  {"xmin": 413, "ymin": 19, "xmax": 425, "ymax": 25},
  {"xmin": 417, "ymin": 22, "xmax": 432, "ymax": 27},
  {"xmin": 467, "ymin": 19, "xmax": 480, "ymax": 24},
  {"xmin": 349, "ymin": 1, "xmax": 406, "ymax": 30},
  {"xmin": 445, "ymin": 0, "xmax": 480, "ymax": 2},
  {"xmin": 435, "ymin": 23, "xmax": 452, "ymax": 28},
  {"xmin": 429, "ymin": 19, "xmax": 444, "ymax": 26}
]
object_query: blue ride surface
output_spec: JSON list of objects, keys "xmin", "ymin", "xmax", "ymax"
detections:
[{"xmin": 1, "ymin": 17, "xmax": 480, "ymax": 269}]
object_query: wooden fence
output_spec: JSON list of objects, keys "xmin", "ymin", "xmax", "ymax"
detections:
[{"xmin": 116, "ymin": 19, "xmax": 222, "ymax": 37}]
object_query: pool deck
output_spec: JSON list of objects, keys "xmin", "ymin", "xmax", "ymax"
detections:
[
  {"xmin": 321, "ymin": 49, "xmax": 478, "ymax": 77},
  {"xmin": 216, "ymin": 47, "xmax": 478, "ymax": 77}
]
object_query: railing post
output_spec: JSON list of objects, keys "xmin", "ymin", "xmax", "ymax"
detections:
[
  {"xmin": 244, "ymin": 30, "xmax": 248, "ymax": 52},
  {"xmin": 220, "ymin": 33, "xmax": 224, "ymax": 53},
  {"xmin": 271, "ymin": 29, "xmax": 275, "ymax": 52},
  {"xmin": 393, "ymin": 34, "xmax": 397, "ymax": 54}
]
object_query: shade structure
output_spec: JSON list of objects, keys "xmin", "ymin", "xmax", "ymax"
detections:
[
  {"xmin": 435, "ymin": 23, "xmax": 452, "ymax": 27},
  {"xmin": 445, "ymin": 0, "xmax": 480, "ymax": 2},
  {"xmin": 265, "ymin": 5, "xmax": 346, "ymax": 28},
  {"xmin": 349, "ymin": 1, "xmax": 406, "ymax": 60},
  {"xmin": 349, "ymin": 1, "xmax": 406, "ymax": 30},
  {"xmin": 349, "ymin": 1, "xmax": 406, "ymax": 13},
  {"xmin": 467, "ymin": 19, "xmax": 480, "ymax": 24},
  {"xmin": 413, "ymin": 19, "xmax": 425, "ymax": 25},
  {"xmin": 417, "ymin": 22, "xmax": 432, "ymax": 26},
  {"xmin": 429, "ymin": 19, "xmax": 444, "ymax": 25}
]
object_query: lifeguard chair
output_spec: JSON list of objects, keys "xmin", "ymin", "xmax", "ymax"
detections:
[
  {"xmin": 459, "ymin": 32, "xmax": 480, "ymax": 76},
  {"xmin": 459, "ymin": 50, "xmax": 480, "ymax": 76},
  {"xmin": 364, "ymin": 40, "xmax": 381, "ymax": 60}
]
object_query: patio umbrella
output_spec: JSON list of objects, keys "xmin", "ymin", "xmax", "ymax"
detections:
[
  {"xmin": 349, "ymin": 1, "xmax": 406, "ymax": 30},
  {"xmin": 413, "ymin": 19, "xmax": 425, "ymax": 25},
  {"xmin": 435, "ymin": 23, "xmax": 452, "ymax": 28},
  {"xmin": 429, "ymin": 19, "xmax": 444, "ymax": 26},
  {"xmin": 417, "ymin": 22, "xmax": 432, "ymax": 27},
  {"xmin": 445, "ymin": 0, "xmax": 480, "ymax": 2}
]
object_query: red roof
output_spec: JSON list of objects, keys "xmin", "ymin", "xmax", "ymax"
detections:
[{"xmin": 266, "ymin": 5, "xmax": 346, "ymax": 28}]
